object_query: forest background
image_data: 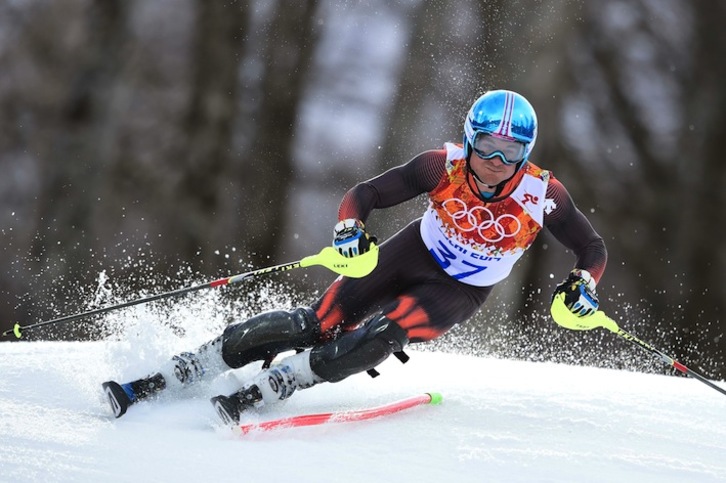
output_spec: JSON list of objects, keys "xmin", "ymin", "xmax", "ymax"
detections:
[{"xmin": 1, "ymin": 0, "xmax": 725, "ymax": 379}]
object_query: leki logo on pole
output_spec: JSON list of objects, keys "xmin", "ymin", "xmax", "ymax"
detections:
[{"xmin": 442, "ymin": 198, "xmax": 522, "ymax": 243}]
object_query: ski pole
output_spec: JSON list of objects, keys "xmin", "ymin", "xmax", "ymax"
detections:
[
  {"xmin": 551, "ymin": 294, "xmax": 726, "ymax": 397},
  {"xmin": 2, "ymin": 244, "xmax": 379, "ymax": 339}
]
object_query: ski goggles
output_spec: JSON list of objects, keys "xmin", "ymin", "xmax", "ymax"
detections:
[{"xmin": 471, "ymin": 133, "xmax": 526, "ymax": 165}]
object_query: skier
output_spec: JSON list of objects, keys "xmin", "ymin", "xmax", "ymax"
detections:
[{"xmin": 103, "ymin": 89, "xmax": 607, "ymax": 424}]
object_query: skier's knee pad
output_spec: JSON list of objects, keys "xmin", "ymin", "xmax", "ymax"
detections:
[
  {"xmin": 221, "ymin": 307, "xmax": 320, "ymax": 369},
  {"xmin": 309, "ymin": 314, "xmax": 409, "ymax": 383}
]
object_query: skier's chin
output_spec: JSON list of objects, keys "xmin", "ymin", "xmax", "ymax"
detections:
[{"xmin": 474, "ymin": 170, "xmax": 507, "ymax": 187}]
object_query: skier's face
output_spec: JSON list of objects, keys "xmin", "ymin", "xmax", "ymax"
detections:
[{"xmin": 469, "ymin": 136, "xmax": 519, "ymax": 188}]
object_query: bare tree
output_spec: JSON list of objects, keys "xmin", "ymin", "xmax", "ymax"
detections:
[
  {"xmin": 161, "ymin": 0, "xmax": 249, "ymax": 274},
  {"xmin": 23, "ymin": 0, "xmax": 132, "ymax": 337},
  {"xmin": 235, "ymin": 0, "xmax": 321, "ymax": 268},
  {"xmin": 678, "ymin": 0, "xmax": 726, "ymax": 375},
  {"xmin": 534, "ymin": 1, "xmax": 726, "ymax": 378}
]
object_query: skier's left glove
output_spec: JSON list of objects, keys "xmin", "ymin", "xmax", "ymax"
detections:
[
  {"xmin": 552, "ymin": 269, "xmax": 599, "ymax": 317},
  {"xmin": 333, "ymin": 218, "xmax": 377, "ymax": 258}
]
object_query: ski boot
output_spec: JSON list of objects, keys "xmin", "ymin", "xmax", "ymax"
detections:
[
  {"xmin": 210, "ymin": 385, "xmax": 264, "ymax": 425},
  {"xmin": 102, "ymin": 373, "xmax": 166, "ymax": 418},
  {"xmin": 211, "ymin": 350, "xmax": 322, "ymax": 425},
  {"xmin": 103, "ymin": 335, "xmax": 228, "ymax": 418}
]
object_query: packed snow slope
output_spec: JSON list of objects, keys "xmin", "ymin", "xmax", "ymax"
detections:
[{"xmin": 1, "ymin": 338, "xmax": 725, "ymax": 483}]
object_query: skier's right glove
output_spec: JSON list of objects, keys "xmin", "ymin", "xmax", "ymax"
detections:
[
  {"xmin": 552, "ymin": 269, "xmax": 599, "ymax": 318},
  {"xmin": 333, "ymin": 218, "xmax": 377, "ymax": 258}
]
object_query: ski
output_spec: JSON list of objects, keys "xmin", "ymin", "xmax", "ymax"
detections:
[{"xmin": 233, "ymin": 392, "xmax": 442, "ymax": 435}]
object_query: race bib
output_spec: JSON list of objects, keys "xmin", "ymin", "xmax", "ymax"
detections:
[
  {"xmin": 420, "ymin": 205, "xmax": 525, "ymax": 286},
  {"xmin": 419, "ymin": 144, "xmax": 549, "ymax": 286}
]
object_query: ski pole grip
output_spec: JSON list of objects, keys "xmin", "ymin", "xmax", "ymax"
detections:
[{"xmin": 550, "ymin": 294, "xmax": 620, "ymax": 332}]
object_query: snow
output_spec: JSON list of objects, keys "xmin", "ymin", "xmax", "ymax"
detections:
[{"xmin": 1, "ymin": 339, "xmax": 725, "ymax": 483}]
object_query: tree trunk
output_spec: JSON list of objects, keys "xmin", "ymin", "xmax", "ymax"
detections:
[
  {"xmin": 165, "ymin": 0, "xmax": 248, "ymax": 274},
  {"xmin": 27, "ymin": 0, "xmax": 130, "ymax": 338},
  {"xmin": 240, "ymin": 0, "xmax": 320, "ymax": 267}
]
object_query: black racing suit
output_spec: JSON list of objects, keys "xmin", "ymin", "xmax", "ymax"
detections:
[{"xmin": 313, "ymin": 149, "xmax": 607, "ymax": 343}]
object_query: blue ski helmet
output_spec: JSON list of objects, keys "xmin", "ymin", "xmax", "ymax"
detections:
[{"xmin": 463, "ymin": 90, "xmax": 538, "ymax": 167}]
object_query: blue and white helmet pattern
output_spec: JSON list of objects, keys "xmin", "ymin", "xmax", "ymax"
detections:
[{"xmin": 463, "ymin": 90, "xmax": 538, "ymax": 165}]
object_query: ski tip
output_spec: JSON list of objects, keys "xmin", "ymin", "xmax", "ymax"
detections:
[
  {"xmin": 426, "ymin": 392, "xmax": 443, "ymax": 405},
  {"xmin": 102, "ymin": 381, "xmax": 133, "ymax": 418}
]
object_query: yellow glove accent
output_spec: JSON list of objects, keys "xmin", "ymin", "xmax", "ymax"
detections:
[{"xmin": 550, "ymin": 293, "xmax": 618, "ymax": 332}]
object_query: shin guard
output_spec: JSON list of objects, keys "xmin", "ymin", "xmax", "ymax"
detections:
[
  {"xmin": 309, "ymin": 315, "xmax": 409, "ymax": 383},
  {"xmin": 221, "ymin": 307, "xmax": 320, "ymax": 369}
]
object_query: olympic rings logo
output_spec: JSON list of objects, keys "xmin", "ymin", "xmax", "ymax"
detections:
[{"xmin": 441, "ymin": 198, "xmax": 521, "ymax": 243}]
